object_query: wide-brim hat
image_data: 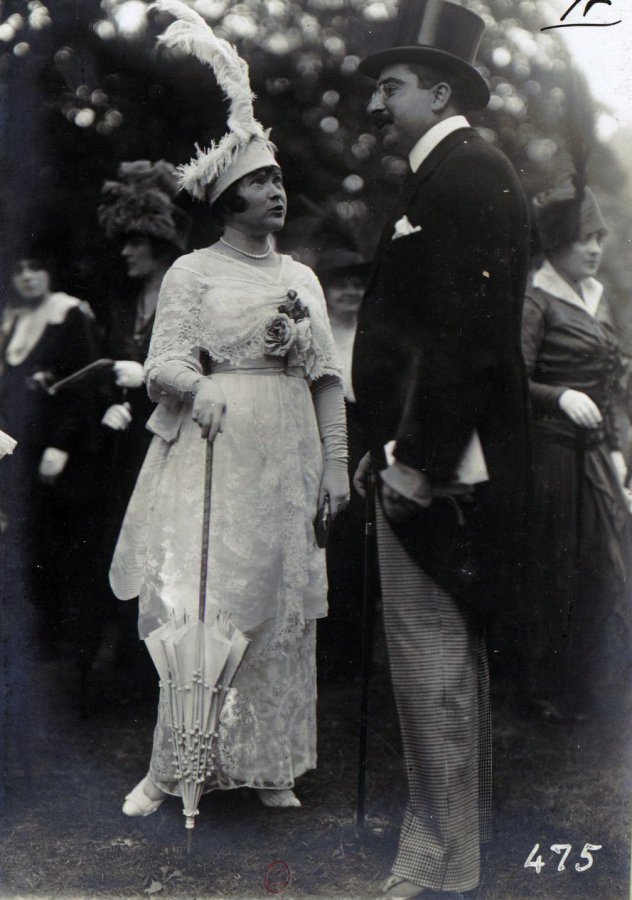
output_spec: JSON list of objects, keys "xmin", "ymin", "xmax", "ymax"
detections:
[
  {"xmin": 316, "ymin": 248, "xmax": 371, "ymax": 286},
  {"xmin": 98, "ymin": 159, "xmax": 190, "ymax": 251},
  {"xmin": 360, "ymin": 0, "xmax": 490, "ymax": 111}
]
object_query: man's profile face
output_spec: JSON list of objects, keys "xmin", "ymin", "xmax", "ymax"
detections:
[{"xmin": 367, "ymin": 63, "xmax": 437, "ymax": 156}]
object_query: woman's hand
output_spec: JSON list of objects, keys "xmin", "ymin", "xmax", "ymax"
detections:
[
  {"xmin": 192, "ymin": 378, "xmax": 227, "ymax": 442},
  {"xmin": 114, "ymin": 360, "xmax": 144, "ymax": 389},
  {"xmin": 558, "ymin": 390, "xmax": 603, "ymax": 429},
  {"xmin": 102, "ymin": 403, "xmax": 132, "ymax": 431},
  {"xmin": 320, "ymin": 460, "xmax": 350, "ymax": 521},
  {"xmin": 38, "ymin": 447, "xmax": 69, "ymax": 484},
  {"xmin": 610, "ymin": 450, "xmax": 632, "ymax": 513}
]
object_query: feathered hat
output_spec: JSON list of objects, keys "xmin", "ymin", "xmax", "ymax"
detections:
[
  {"xmin": 151, "ymin": 0, "xmax": 278, "ymax": 204},
  {"xmin": 98, "ymin": 159, "xmax": 190, "ymax": 250},
  {"xmin": 532, "ymin": 181, "xmax": 607, "ymax": 253},
  {"xmin": 532, "ymin": 78, "xmax": 607, "ymax": 254}
]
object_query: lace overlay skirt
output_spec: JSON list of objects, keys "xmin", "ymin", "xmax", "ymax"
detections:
[{"xmin": 149, "ymin": 619, "xmax": 317, "ymax": 792}]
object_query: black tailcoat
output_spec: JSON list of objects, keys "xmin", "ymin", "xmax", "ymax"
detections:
[{"xmin": 352, "ymin": 128, "xmax": 531, "ymax": 613}]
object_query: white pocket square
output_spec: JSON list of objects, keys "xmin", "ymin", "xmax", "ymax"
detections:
[{"xmin": 392, "ymin": 215, "xmax": 422, "ymax": 240}]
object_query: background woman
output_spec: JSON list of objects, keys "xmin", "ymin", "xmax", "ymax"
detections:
[
  {"xmin": 0, "ymin": 251, "xmax": 99, "ymax": 652},
  {"xmin": 522, "ymin": 179, "xmax": 632, "ymax": 722},
  {"xmin": 81, "ymin": 161, "xmax": 190, "ymax": 686}
]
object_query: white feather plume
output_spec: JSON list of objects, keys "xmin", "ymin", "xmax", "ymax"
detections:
[{"xmin": 151, "ymin": 0, "xmax": 272, "ymax": 199}]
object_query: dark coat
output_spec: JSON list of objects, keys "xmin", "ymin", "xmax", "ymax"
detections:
[{"xmin": 352, "ymin": 127, "xmax": 531, "ymax": 614}]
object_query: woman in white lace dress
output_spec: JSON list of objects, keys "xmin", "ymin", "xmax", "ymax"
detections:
[{"xmin": 109, "ymin": 136, "xmax": 349, "ymax": 815}]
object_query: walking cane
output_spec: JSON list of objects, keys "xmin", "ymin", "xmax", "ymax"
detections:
[{"xmin": 356, "ymin": 465, "xmax": 376, "ymax": 829}]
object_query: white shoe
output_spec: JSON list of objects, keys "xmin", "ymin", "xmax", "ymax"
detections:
[
  {"xmin": 256, "ymin": 788, "xmax": 301, "ymax": 808},
  {"xmin": 122, "ymin": 776, "xmax": 166, "ymax": 817}
]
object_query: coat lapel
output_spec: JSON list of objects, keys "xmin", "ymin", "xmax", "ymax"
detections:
[{"xmin": 364, "ymin": 128, "xmax": 478, "ymax": 293}]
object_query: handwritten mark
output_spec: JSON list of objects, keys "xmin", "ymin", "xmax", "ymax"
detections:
[
  {"xmin": 524, "ymin": 842, "xmax": 603, "ymax": 873},
  {"xmin": 264, "ymin": 860, "xmax": 292, "ymax": 894},
  {"xmin": 542, "ymin": 0, "xmax": 621, "ymax": 30}
]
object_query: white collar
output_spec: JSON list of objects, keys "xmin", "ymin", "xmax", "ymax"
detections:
[
  {"xmin": 4, "ymin": 293, "xmax": 85, "ymax": 366},
  {"xmin": 408, "ymin": 115, "xmax": 470, "ymax": 173},
  {"xmin": 533, "ymin": 260, "xmax": 603, "ymax": 318}
]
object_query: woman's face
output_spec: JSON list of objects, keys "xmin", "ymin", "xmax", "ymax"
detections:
[
  {"xmin": 325, "ymin": 274, "xmax": 365, "ymax": 320},
  {"xmin": 228, "ymin": 167, "xmax": 287, "ymax": 236},
  {"xmin": 12, "ymin": 259, "xmax": 51, "ymax": 304},
  {"xmin": 552, "ymin": 228, "xmax": 606, "ymax": 284},
  {"xmin": 121, "ymin": 235, "xmax": 164, "ymax": 279}
]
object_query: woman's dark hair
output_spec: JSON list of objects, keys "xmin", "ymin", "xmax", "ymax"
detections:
[
  {"xmin": 208, "ymin": 180, "xmax": 249, "ymax": 233},
  {"xmin": 11, "ymin": 250, "xmax": 57, "ymax": 282}
]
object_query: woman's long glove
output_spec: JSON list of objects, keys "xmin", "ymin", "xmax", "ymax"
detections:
[{"xmin": 311, "ymin": 376, "xmax": 349, "ymax": 520}]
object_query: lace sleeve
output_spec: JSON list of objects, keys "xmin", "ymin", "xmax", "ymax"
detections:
[
  {"xmin": 145, "ymin": 264, "xmax": 206, "ymax": 403},
  {"xmin": 303, "ymin": 269, "xmax": 343, "ymax": 384}
]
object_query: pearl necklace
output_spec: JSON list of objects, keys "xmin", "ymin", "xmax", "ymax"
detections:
[{"xmin": 220, "ymin": 236, "xmax": 271, "ymax": 259}]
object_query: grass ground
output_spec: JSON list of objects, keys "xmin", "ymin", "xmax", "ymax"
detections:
[{"xmin": 1, "ymin": 634, "xmax": 630, "ymax": 900}]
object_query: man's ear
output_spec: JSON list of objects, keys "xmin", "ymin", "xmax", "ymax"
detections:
[{"xmin": 431, "ymin": 82, "xmax": 452, "ymax": 112}]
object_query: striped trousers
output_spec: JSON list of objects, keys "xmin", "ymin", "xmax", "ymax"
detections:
[{"xmin": 376, "ymin": 500, "xmax": 491, "ymax": 893}]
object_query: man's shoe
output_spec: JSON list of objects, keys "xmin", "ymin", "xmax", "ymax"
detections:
[{"xmin": 122, "ymin": 776, "xmax": 166, "ymax": 817}]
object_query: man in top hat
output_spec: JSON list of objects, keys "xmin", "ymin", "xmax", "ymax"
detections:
[{"xmin": 351, "ymin": 0, "xmax": 531, "ymax": 895}]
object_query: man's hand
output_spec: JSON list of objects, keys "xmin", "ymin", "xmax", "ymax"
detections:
[
  {"xmin": 353, "ymin": 451, "xmax": 372, "ymax": 499},
  {"xmin": 380, "ymin": 461, "xmax": 432, "ymax": 523},
  {"xmin": 380, "ymin": 482, "xmax": 422, "ymax": 522}
]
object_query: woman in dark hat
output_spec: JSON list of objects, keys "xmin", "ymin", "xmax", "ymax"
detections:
[
  {"xmin": 82, "ymin": 160, "xmax": 191, "ymax": 683},
  {"xmin": 522, "ymin": 179, "xmax": 632, "ymax": 722}
]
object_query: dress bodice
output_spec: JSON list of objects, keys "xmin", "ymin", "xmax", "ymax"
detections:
[{"xmin": 144, "ymin": 248, "xmax": 341, "ymax": 400}]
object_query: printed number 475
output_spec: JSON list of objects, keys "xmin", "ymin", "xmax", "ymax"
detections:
[{"xmin": 524, "ymin": 842, "xmax": 602, "ymax": 873}]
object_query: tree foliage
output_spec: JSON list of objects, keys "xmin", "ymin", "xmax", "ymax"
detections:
[{"xmin": 1, "ymin": 0, "xmax": 630, "ymax": 334}]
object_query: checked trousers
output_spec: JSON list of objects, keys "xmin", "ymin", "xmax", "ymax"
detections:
[{"xmin": 376, "ymin": 500, "xmax": 492, "ymax": 893}]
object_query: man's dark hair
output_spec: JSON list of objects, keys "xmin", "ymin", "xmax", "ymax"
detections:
[{"xmin": 409, "ymin": 64, "xmax": 468, "ymax": 115}]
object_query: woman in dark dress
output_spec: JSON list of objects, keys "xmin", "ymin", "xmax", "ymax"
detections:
[
  {"xmin": 85, "ymin": 161, "xmax": 189, "ymax": 678},
  {"xmin": 0, "ymin": 252, "xmax": 99, "ymax": 649},
  {"xmin": 522, "ymin": 181, "xmax": 632, "ymax": 721}
]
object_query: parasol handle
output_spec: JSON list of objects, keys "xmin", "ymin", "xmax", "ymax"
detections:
[{"xmin": 198, "ymin": 440, "xmax": 214, "ymax": 623}]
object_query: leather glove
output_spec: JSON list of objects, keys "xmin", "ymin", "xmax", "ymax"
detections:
[
  {"xmin": 311, "ymin": 376, "xmax": 349, "ymax": 519},
  {"xmin": 102, "ymin": 403, "xmax": 132, "ymax": 431},
  {"xmin": 114, "ymin": 360, "xmax": 144, "ymax": 389},
  {"xmin": 192, "ymin": 378, "xmax": 227, "ymax": 442},
  {"xmin": 39, "ymin": 447, "xmax": 69, "ymax": 483}
]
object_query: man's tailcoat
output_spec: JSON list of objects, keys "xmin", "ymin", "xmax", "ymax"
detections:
[{"xmin": 353, "ymin": 127, "xmax": 531, "ymax": 612}]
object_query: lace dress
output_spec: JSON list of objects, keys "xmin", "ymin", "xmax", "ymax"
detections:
[{"xmin": 110, "ymin": 248, "xmax": 341, "ymax": 792}]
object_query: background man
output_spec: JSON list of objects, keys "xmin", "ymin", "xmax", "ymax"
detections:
[{"xmin": 352, "ymin": 1, "xmax": 531, "ymax": 896}]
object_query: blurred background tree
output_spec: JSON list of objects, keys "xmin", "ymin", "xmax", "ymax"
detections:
[{"xmin": 1, "ymin": 0, "xmax": 631, "ymax": 340}]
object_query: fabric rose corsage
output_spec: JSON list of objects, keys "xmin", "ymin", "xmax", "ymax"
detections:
[
  {"xmin": 392, "ymin": 215, "xmax": 422, "ymax": 240},
  {"xmin": 263, "ymin": 313, "xmax": 297, "ymax": 356},
  {"xmin": 263, "ymin": 289, "xmax": 313, "ymax": 362}
]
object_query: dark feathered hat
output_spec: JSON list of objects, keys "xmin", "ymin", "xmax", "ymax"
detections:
[
  {"xmin": 359, "ymin": 0, "xmax": 490, "ymax": 111},
  {"xmin": 532, "ymin": 180, "xmax": 607, "ymax": 253},
  {"xmin": 98, "ymin": 159, "xmax": 190, "ymax": 250}
]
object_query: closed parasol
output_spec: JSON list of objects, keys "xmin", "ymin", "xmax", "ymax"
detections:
[{"xmin": 144, "ymin": 441, "xmax": 249, "ymax": 837}]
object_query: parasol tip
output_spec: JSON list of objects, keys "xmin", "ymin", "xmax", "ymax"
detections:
[{"xmin": 184, "ymin": 812, "xmax": 198, "ymax": 829}]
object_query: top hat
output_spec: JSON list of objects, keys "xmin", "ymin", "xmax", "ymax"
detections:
[{"xmin": 359, "ymin": 0, "xmax": 490, "ymax": 111}]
